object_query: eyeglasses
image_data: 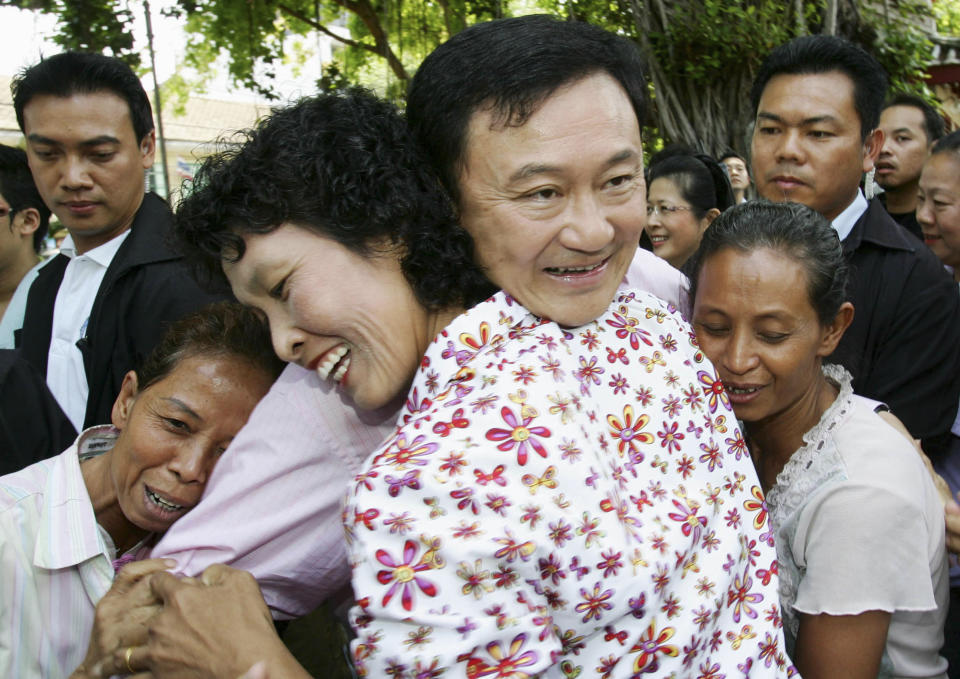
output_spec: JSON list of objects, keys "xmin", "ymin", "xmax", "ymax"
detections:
[{"xmin": 646, "ymin": 204, "xmax": 693, "ymax": 217}]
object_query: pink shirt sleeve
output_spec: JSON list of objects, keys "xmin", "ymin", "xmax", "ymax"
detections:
[
  {"xmin": 151, "ymin": 364, "xmax": 398, "ymax": 619},
  {"xmin": 621, "ymin": 246, "xmax": 690, "ymax": 318}
]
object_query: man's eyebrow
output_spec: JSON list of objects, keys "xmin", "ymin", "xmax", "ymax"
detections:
[
  {"xmin": 509, "ymin": 163, "xmax": 561, "ymax": 183},
  {"xmin": 161, "ymin": 397, "xmax": 202, "ymax": 422},
  {"xmin": 26, "ymin": 133, "xmax": 121, "ymax": 147},
  {"xmin": 889, "ymin": 126, "xmax": 914, "ymax": 136},
  {"xmin": 756, "ymin": 111, "xmax": 838, "ymax": 126},
  {"xmin": 508, "ymin": 149, "xmax": 640, "ymax": 183}
]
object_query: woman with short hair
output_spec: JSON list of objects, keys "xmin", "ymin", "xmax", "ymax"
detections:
[
  {"xmin": 0, "ymin": 301, "xmax": 282, "ymax": 679},
  {"xmin": 689, "ymin": 200, "xmax": 948, "ymax": 678}
]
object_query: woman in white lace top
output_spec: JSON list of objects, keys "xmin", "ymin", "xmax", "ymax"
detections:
[{"xmin": 688, "ymin": 201, "xmax": 949, "ymax": 679}]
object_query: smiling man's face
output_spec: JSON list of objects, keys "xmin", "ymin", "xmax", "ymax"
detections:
[
  {"xmin": 750, "ymin": 70, "xmax": 879, "ymax": 221},
  {"xmin": 455, "ymin": 72, "xmax": 645, "ymax": 327}
]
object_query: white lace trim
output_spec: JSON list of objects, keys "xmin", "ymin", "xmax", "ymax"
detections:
[
  {"xmin": 763, "ymin": 363, "xmax": 854, "ymax": 640},
  {"xmin": 765, "ymin": 363, "xmax": 853, "ymax": 524}
]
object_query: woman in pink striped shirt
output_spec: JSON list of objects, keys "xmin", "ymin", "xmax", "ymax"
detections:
[{"xmin": 0, "ymin": 302, "xmax": 282, "ymax": 679}]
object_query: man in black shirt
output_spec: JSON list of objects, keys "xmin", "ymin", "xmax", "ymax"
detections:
[{"xmin": 876, "ymin": 93, "xmax": 946, "ymax": 241}]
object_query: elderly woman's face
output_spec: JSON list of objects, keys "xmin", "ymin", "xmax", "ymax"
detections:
[
  {"xmin": 455, "ymin": 72, "xmax": 644, "ymax": 327},
  {"xmin": 917, "ymin": 151, "xmax": 960, "ymax": 270},
  {"xmin": 691, "ymin": 247, "xmax": 838, "ymax": 425},
  {"xmin": 223, "ymin": 224, "xmax": 441, "ymax": 410},
  {"xmin": 110, "ymin": 354, "xmax": 272, "ymax": 535}
]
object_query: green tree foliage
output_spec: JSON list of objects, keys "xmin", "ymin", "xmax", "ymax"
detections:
[
  {"xmin": 935, "ymin": 0, "xmax": 960, "ymax": 35},
  {"xmin": 3, "ymin": 0, "xmax": 138, "ymax": 67},
  {"xmin": 159, "ymin": 0, "xmax": 508, "ymax": 100}
]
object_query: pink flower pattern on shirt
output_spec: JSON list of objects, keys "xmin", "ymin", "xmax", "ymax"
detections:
[{"xmin": 345, "ymin": 290, "xmax": 794, "ymax": 678}]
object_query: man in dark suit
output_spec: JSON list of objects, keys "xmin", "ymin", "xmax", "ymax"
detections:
[
  {"xmin": 12, "ymin": 52, "xmax": 224, "ymax": 432},
  {"xmin": 749, "ymin": 35, "xmax": 960, "ymax": 451}
]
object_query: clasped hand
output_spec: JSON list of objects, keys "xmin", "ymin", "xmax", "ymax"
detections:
[{"xmin": 72, "ymin": 560, "xmax": 285, "ymax": 679}]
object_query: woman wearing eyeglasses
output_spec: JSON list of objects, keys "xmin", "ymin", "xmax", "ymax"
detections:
[{"xmin": 644, "ymin": 145, "xmax": 735, "ymax": 271}]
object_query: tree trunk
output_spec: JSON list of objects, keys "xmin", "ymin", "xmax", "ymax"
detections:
[
  {"xmin": 629, "ymin": 0, "xmax": 756, "ymax": 157},
  {"xmin": 824, "ymin": 0, "xmax": 838, "ymax": 35}
]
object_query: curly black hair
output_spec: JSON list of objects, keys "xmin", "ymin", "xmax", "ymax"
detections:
[{"xmin": 174, "ymin": 88, "xmax": 495, "ymax": 311}]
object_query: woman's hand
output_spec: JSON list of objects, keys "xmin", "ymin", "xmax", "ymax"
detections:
[
  {"xmin": 71, "ymin": 558, "xmax": 173, "ymax": 678},
  {"xmin": 96, "ymin": 564, "xmax": 310, "ymax": 679}
]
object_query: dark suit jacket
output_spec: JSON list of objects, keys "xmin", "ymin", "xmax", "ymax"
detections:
[
  {"xmin": 17, "ymin": 192, "xmax": 227, "ymax": 429},
  {"xmin": 0, "ymin": 349, "xmax": 76, "ymax": 474},
  {"xmin": 830, "ymin": 198, "xmax": 960, "ymax": 449}
]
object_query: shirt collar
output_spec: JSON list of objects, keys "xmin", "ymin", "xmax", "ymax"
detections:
[
  {"xmin": 33, "ymin": 425, "xmax": 119, "ymax": 570},
  {"xmin": 58, "ymin": 229, "xmax": 131, "ymax": 266},
  {"xmin": 831, "ymin": 189, "xmax": 869, "ymax": 241}
]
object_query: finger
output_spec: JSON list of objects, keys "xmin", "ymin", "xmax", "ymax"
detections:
[
  {"xmin": 90, "ymin": 644, "xmax": 150, "ymax": 678},
  {"xmin": 199, "ymin": 563, "xmax": 241, "ymax": 586},
  {"xmin": 239, "ymin": 661, "xmax": 268, "ymax": 679},
  {"xmin": 149, "ymin": 570, "xmax": 192, "ymax": 603},
  {"xmin": 115, "ymin": 603, "xmax": 163, "ymax": 648},
  {"xmin": 111, "ymin": 558, "xmax": 177, "ymax": 593}
]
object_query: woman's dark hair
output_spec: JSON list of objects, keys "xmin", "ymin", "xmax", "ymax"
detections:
[
  {"xmin": 406, "ymin": 14, "xmax": 648, "ymax": 205},
  {"xmin": 174, "ymin": 88, "xmax": 495, "ymax": 311},
  {"xmin": 137, "ymin": 301, "xmax": 284, "ymax": 392},
  {"xmin": 647, "ymin": 145, "xmax": 735, "ymax": 218},
  {"xmin": 687, "ymin": 201, "xmax": 848, "ymax": 325}
]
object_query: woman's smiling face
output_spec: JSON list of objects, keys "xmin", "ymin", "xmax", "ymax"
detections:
[
  {"xmin": 645, "ymin": 176, "xmax": 711, "ymax": 269},
  {"xmin": 691, "ymin": 247, "xmax": 843, "ymax": 425},
  {"xmin": 223, "ymin": 223, "xmax": 450, "ymax": 411},
  {"xmin": 917, "ymin": 151, "xmax": 960, "ymax": 271}
]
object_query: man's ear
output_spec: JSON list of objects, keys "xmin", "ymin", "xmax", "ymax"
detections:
[
  {"xmin": 111, "ymin": 371, "xmax": 139, "ymax": 430},
  {"xmin": 12, "ymin": 207, "xmax": 40, "ymax": 240},
  {"xmin": 140, "ymin": 129, "xmax": 157, "ymax": 169},
  {"xmin": 862, "ymin": 128, "xmax": 884, "ymax": 173}
]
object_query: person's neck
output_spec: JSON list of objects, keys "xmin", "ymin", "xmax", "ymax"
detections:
[
  {"xmin": 0, "ymin": 247, "xmax": 39, "ymax": 318},
  {"xmin": 72, "ymin": 223, "xmax": 132, "ymax": 256},
  {"xmin": 883, "ymin": 181, "xmax": 919, "ymax": 215},
  {"xmin": 744, "ymin": 371, "xmax": 839, "ymax": 491},
  {"xmin": 733, "ymin": 188, "xmax": 746, "ymax": 204},
  {"xmin": 80, "ymin": 449, "xmax": 147, "ymax": 554}
]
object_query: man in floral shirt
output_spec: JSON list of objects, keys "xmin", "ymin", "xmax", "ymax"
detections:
[
  {"xmin": 346, "ymin": 15, "xmax": 792, "ymax": 678},
  {"xmin": 346, "ymin": 289, "xmax": 790, "ymax": 676}
]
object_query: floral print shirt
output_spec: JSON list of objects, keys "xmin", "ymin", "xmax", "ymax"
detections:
[{"xmin": 344, "ymin": 290, "xmax": 794, "ymax": 678}]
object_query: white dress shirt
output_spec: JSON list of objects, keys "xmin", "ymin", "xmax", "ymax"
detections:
[
  {"xmin": 831, "ymin": 189, "xmax": 869, "ymax": 242},
  {"xmin": 47, "ymin": 232, "xmax": 129, "ymax": 431}
]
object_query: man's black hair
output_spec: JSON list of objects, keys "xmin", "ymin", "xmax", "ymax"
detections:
[
  {"xmin": 407, "ymin": 14, "xmax": 648, "ymax": 204},
  {"xmin": 12, "ymin": 52, "xmax": 154, "ymax": 142},
  {"xmin": 0, "ymin": 144, "xmax": 50, "ymax": 253},
  {"xmin": 751, "ymin": 35, "xmax": 888, "ymax": 141},
  {"xmin": 883, "ymin": 93, "xmax": 946, "ymax": 144}
]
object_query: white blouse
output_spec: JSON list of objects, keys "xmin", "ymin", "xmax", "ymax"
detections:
[{"xmin": 766, "ymin": 364, "xmax": 948, "ymax": 677}]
